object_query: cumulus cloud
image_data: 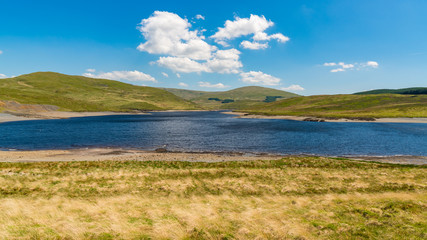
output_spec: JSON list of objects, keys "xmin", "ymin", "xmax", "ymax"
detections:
[
  {"xmin": 198, "ymin": 81, "xmax": 228, "ymax": 88},
  {"xmin": 157, "ymin": 49, "xmax": 242, "ymax": 74},
  {"xmin": 323, "ymin": 61, "xmax": 379, "ymax": 73},
  {"xmin": 0, "ymin": 73, "xmax": 7, "ymax": 79},
  {"xmin": 137, "ymin": 11, "xmax": 215, "ymax": 60},
  {"xmin": 330, "ymin": 68, "xmax": 345, "ymax": 73},
  {"xmin": 176, "ymin": 73, "xmax": 181, "ymax": 78},
  {"xmin": 211, "ymin": 14, "xmax": 289, "ymax": 49},
  {"xmin": 157, "ymin": 57, "xmax": 209, "ymax": 73},
  {"xmin": 240, "ymin": 71, "xmax": 281, "ymax": 86},
  {"xmin": 205, "ymin": 49, "xmax": 242, "ymax": 74},
  {"xmin": 240, "ymin": 41, "xmax": 268, "ymax": 50},
  {"xmin": 364, "ymin": 61, "xmax": 379, "ymax": 68},
  {"xmin": 86, "ymin": 68, "xmax": 96, "ymax": 73},
  {"xmin": 178, "ymin": 82, "xmax": 189, "ymax": 87},
  {"xmin": 161, "ymin": 72, "xmax": 169, "ymax": 77},
  {"xmin": 281, "ymin": 84, "xmax": 305, "ymax": 91},
  {"xmin": 195, "ymin": 14, "xmax": 205, "ymax": 20},
  {"xmin": 83, "ymin": 70, "xmax": 157, "ymax": 82}
]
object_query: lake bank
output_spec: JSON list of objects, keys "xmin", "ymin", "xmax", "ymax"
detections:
[
  {"xmin": 1, "ymin": 148, "xmax": 426, "ymax": 165},
  {"xmin": 0, "ymin": 111, "xmax": 148, "ymax": 123},
  {"xmin": 223, "ymin": 111, "xmax": 427, "ymax": 123}
]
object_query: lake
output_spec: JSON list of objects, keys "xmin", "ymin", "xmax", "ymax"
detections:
[{"xmin": 0, "ymin": 111, "xmax": 426, "ymax": 156}]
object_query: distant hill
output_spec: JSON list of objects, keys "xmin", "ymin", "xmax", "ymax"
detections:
[
  {"xmin": 0, "ymin": 72, "xmax": 198, "ymax": 112},
  {"xmin": 161, "ymin": 88, "xmax": 210, "ymax": 100},
  {"xmin": 243, "ymin": 94, "xmax": 427, "ymax": 119},
  {"xmin": 355, "ymin": 87, "xmax": 427, "ymax": 95},
  {"xmin": 165, "ymin": 86, "xmax": 299, "ymax": 110}
]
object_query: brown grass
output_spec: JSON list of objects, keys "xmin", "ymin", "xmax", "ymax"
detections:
[{"xmin": 0, "ymin": 157, "xmax": 426, "ymax": 239}]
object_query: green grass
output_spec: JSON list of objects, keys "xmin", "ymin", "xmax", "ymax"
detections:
[
  {"xmin": 242, "ymin": 94, "xmax": 427, "ymax": 118},
  {"xmin": 0, "ymin": 157, "xmax": 425, "ymax": 239},
  {"xmin": 0, "ymin": 72, "xmax": 198, "ymax": 112}
]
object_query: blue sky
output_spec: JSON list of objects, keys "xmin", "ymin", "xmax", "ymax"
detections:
[{"xmin": 0, "ymin": 0, "xmax": 426, "ymax": 95}]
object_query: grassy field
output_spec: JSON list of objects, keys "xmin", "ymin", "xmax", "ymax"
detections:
[
  {"xmin": 242, "ymin": 94, "xmax": 427, "ymax": 119},
  {"xmin": 0, "ymin": 72, "xmax": 197, "ymax": 112},
  {"xmin": 165, "ymin": 86, "xmax": 299, "ymax": 110},
  {"xmin": 0, "ymin": 157, "xmax": 426, "ymax": 239}
]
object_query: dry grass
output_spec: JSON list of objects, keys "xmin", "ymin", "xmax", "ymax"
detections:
[{"xmin": 0, "ymin": 157, "xmax": 426, "ymax": 239}]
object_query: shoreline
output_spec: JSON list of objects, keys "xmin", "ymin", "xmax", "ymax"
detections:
[
  {"xmin": 0, "ymin": 111, "xmax": 149, "ymax": 123},
  {"xmin": 222, "ymin": 111, "xmax": 427, "ymax": 123},
  {"xmin": 2, "ymin": 110, "xmax": 427, "ymax": 124},
  {"xmin": 0, "ymin": 148, "xmax": 425, "ymax": 165}
]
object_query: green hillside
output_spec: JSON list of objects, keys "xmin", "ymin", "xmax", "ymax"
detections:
[
  {"xmin": 355, "ymin": 87, "xmax": 427, "ymax": 95},
  {"xmin": 0, "ymin": 72, "xmax": 198, "ymax": 112},
  {"xmin": 186, "ymin": 86, "xmax": 299, "ymax": 110},
  {"xmin": 162, "ymin": 88, "xmax": 211, "ymax": 100},
  {"xmin": 243, "ymin": 94, "xmax": 427, "ymax": 119}
]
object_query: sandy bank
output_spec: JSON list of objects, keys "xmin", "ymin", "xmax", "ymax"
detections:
[
  {"xmin": 223, "ymin": 112, "xmax": 427, "ymax": 123},
  {"xmin": 0, "ymin": 148, "xmax": 282, "ymax": 163},
  {"xmin": 0, "ymin": 148, "xmax": 425, "ymax": 165}
]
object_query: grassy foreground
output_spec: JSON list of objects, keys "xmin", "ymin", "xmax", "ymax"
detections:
[
  {"xmin": 0, "ymin": 157, "xmax": 426, "ymax": 239},
  {"xmin": 243, "ymin": 94, "xmax": 427, "ymax": 119}
]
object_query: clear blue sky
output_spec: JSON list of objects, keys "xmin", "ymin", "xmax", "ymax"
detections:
[{"xmin": 0, "ymin": 0, "xmax": 426, "ymax": 95}]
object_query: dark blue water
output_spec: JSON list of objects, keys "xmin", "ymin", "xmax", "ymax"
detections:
[{"xmin": 0, "ymin": 111, "xmax": 426, "ymax": 156}]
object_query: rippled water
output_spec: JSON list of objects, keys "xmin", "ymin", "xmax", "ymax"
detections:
[{"xmin": 0, "ymin": 111, "xmax": 426, "ymax": 156}]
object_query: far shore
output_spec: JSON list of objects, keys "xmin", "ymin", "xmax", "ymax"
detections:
[
  {"xmin": 0, "ymin": 111, "xmax": 148, "ymax": 123},
  {"xmin": 0, "ymin": 148, "xmax": 426, "ymax": 165},
  {"xmin": 223, "ymin": 111, "xmax": 427, "ymax": 123},
  {"xmin": 2, "ymin": 110, "xmax": 427, "ymax": 124}
]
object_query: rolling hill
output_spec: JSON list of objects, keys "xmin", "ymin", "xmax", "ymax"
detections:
[
  {"xmin": 355, "ymin": 87, "xmax": 427, "ymax": 95},
  {"xmin": 0, "ymin": 72, "xmax": 198, "ymax": 113},
  {"xmin": 242, "ymin": 94, "xmax": 427, "ymax": 119},
  {"xmin": 164, "ymin": 86, "xmax": 299, "ymax": 110}
]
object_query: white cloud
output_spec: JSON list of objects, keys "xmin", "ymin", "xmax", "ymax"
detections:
[
  {"xmin": 83, "ymin": 70, "xmax": 157, "ymax": 82},
  {"xmin": 157, "ymin": 57, "xmax": 209, "ymax": 73},
  {"xmin": 338, "ymin": 62, "xmax": 354, "ymax": 69},
  {"xmin": 195, "ymin": 14, "xmax": 205, "ymax": 20},
  {"xmin": 86, "ymin": 68, "xmax": 96, "ymax": 73},
  {"xmin": 323, "ymin": 61, "xmax": 379, "ymax": 73},
  {"xmin": 365, "ymin": 61, "xmax": 379, "ymax": 68},
  {"xmin": 323, "ymin": 62, "xmax": 336, "ymax": 66},
  {"xmin": 176, "ymin": 73, "xmax": 181, "ymax": 78},
  {"xmin": 211, "ymin": 14, "xmax": 289, "ymax": 49},
  {"xmin": 161, "ymin": 72, "xmax": 169, "ymax": 77},
  {"xmin": 240, "ymin": 71, "xmax": 281, "ymax": 86},
  {"xmin": 198, "ymin": 81, "xmax": 228, "ymax": 88},
  {"xmin": 240, "ymin": 41, "xmax": 268, "ymax": 50},
  {"xmin": 212, "ymin": 15, "xmax": 273, "ymax": 41},
  {"xmin": 137, "ymin": 11, "xmax": 215, "ymax": 60},
  {"xmin": 0, "ymin": 73, "xmax": 7, "ymax": 79},
  {"xmin": 281, "ymin": 84, "xmax": 305, "ymax": 91},
  {"xmin": 330, "ymin": 68, "xmax": 345, "ymax": 73},
  {"xmin": 157, "ymin": 49, "xmax": 242, "ymax": 74},
  {"xmin": 178, "ymin": 82, "xmax": 189, "ymax": 87},
  {"xmin": 205, "ymin": 49, "xmax": 242, "ymax": 74},
  {"xmin": 0, "ymin": 50, "xmax": 3, "ymax": 55}
]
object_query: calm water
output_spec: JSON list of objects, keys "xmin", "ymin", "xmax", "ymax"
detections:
[{"xmin": 0, "ymin": 111, "xmax": 426, "ymax": 156}]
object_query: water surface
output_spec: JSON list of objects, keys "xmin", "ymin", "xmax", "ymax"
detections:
[{"xmin": 0, "ymin": 111, "xmax": 426, "ymax": 156}]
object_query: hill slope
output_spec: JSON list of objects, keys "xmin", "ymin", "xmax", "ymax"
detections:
[
  {"xmin": 0, "ymin": 72, "xmax": 198, "ymax": 112},
  {"xmin": 178, "ymin": 86, "xmax": 299, "ymax": 110},
  {"xmin": 243, "ymin": 94, "xmax": 427, "ymax": 119},
  {"xmin": 162, "ymin": 88, "xmax": 210, "ymax": 100},
  {"xmin": 355, "ymin": 87, "xmax": 427, "ymax": 95}
]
